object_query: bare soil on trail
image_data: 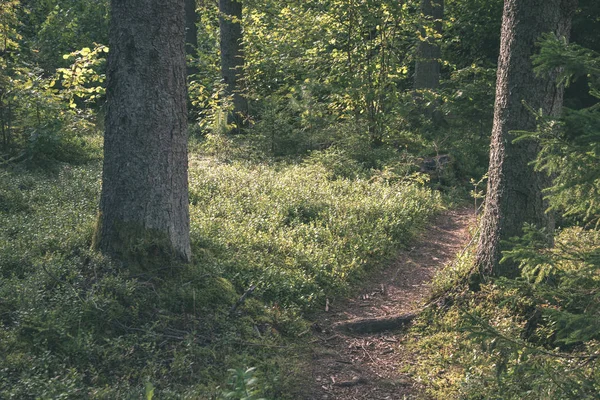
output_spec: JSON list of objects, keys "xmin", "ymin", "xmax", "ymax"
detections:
[{"xmin": 301, "ymin": 208, "xmax": 474, "ymax": 400}]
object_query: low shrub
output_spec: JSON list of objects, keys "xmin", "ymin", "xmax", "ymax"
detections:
[
  {"xmin": 0, "ymin": 152, "xmax": 442, "ymax": 398},
  {"xmin": 410, "ymin": 227, "xmax": 600, "ymax": 400},
  {"xmin": 189, "ymin": 157, "xmax": 443, "ymax": 310}
]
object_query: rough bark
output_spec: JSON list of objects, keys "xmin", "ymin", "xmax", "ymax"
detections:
[
  {"xmin": 95, "ymin": 0, "xmax": 191, "ymax": 264},
  {"xmin": 219, "ymin": 0, "xmax": 248, "ymax": 132},
  {"xmin": 475, "ymin": 0, "xmax": 577, "ymax": 278},
  {"xmin": 414, "ymin": 0, "xmax": 443, "ymax": 90}
]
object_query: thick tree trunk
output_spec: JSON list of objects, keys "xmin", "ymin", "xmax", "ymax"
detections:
[
  {"xmin": 475, "ymin": 0, "xmax": 577, "ymax": 278},
  {"xmin": 219, "ymin": 0, "xmax": 248, "ymax": 132},
  {"xmin": 95, "ymin": 0, "xmax": 192, "ymax": 264},
  {"xmin": 414, "ymin": 0, "xmax": 443, "ymax": 90}
]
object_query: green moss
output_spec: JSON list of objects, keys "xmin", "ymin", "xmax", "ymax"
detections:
[
  {"xmin": 195, "ymin": 276, "xmax": 238, "ymax": 307},
  {"xmin": 94, "ymin": 217, "xmax": 186, "ymax": 271}
]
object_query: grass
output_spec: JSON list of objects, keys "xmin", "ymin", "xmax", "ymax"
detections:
[{"xmin": 0, "ymin": 145, "xmax": 443, "ymax": 398}]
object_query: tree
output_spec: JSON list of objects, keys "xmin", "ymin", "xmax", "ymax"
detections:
[
  {"xmin": 443, "ymin": 0, "xmax": 503, "ymax": 68},
  {"xmin": 20, "ymin": 0, "xmax": 109, "ymax": 72},
  {"xmin": 185, "ymin": 0, "xmax": 199, "ymax": 76},
  {"xmin": 474, "ymin": 0, "xmax": 577, "ymax": 278},
  {"xmin": 414, "ymin": 0, "xmax": 444, "ymax": 89},
  {"xmin": 219, "ymin": 0, "xmax": 248, "ymax": 132},
  {"xmin": 94, "ymin": 0, "xmax": 192, "ymax": 263}
]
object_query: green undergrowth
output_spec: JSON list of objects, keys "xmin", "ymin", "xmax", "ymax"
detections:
[
  {"xmin": 0, "ymin": 152, "xmax": 442, "ymax": 398},
  {"xmin": 408, "ymin": 228, "xmax": 600, "ymax": 400},
  {"xmin": 189, "ymin": 156, "xmax": 442, "ymax": 310}
]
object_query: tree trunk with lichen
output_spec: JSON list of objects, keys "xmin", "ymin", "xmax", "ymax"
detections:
[
  {"xmin": 219, "ymin": 0, "xmax": 247, "ymax": 133},
  {"xmin": 94, "ymin": 0, "xmax": 191, "ymax": 265},
  {"xmin": 475, "ymin": 0, "xmax": 577, "ymax": 278}
]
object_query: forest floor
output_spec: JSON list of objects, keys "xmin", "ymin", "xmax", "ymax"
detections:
[{"xmin": 301, "ymin": 207, "xmax": 475, "ymax": 400}]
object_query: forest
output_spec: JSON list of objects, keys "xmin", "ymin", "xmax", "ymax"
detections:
[{"xmin": 1, "ymin": 0, "xmax": 599, "ymax": 398}]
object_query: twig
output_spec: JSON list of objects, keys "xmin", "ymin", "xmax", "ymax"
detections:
[
  {"xmin": 40, "ymin": 264, "xmax": 104, "ymax": 311},
  {"xmin": 234, "ymin": 340, "xmax": 288, "ymax": 349},
  {"xmin": 230, "ymin": 284, "xmax": 256, "ymax": 314},
  {"xmin": 111, "ymin": 321, "xmax": 209, "ymax": 343},
  {"xmin": 360, "ymin": 342, "xmax": 376, "ymax": 364},
  {"xmin": 464, "ymin": 310, "xmax": 599, "ymax": 361}
]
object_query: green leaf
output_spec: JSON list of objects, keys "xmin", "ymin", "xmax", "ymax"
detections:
[{"xmin": 145, "ymin": 381, "xmax": 155, "ymax": 400}]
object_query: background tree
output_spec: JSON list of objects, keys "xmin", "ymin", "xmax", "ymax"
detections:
[
  {"xmin": 243, "ymin": 0, "xmax": 415, "ymax": 150},
  {"xmin": 443, "ymin": 0, "xmax": 503, "ymax": 68},
  {"xmin": 185, "ymin": 0, "xmax": 200, "ymax": 76},
  {"xmin": 414, "ymin": 0, "xmax": 444, "ymax": 89},
  {"xmin": 94, "ymin": 0, "xmax": 191, "ymax": 263},
  {"xmin": 19, "ymin": 0, "xmax": 109, "ymax": 72},
  {"xmin": 219, "ymin": 0, "xmax": 247, "ymax": 132},
  {"xmin": 475, "ymin": 0, "xmax": 578, "ymax": 278}
]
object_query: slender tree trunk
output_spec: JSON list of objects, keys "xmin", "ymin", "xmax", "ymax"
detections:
[
  {"xmin": 7, "ymin": 100, "xmax": 12, "ymax": 147},
  {"xmin": 414, "ymin": 0, "xmax": 443, "ymax": 90},
  {"xmin": 475, "ymin": 0, "xmax": 577, "ymax": 278},
  {"xmin": 0, "ymin": 95, "xmax": 6, "ymax": 147},
  {"xmin": 185, "ymin": 0, "xmax": 199, "ymax": 77},
  {"xmin": 95, "ymin": 0, "xmax": 191, "ymax": 264},
  {"xmin": 219, "ymin": 0, "xmax": 247, "ymax": 133}
]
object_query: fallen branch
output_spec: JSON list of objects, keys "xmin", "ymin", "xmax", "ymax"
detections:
[{"xmin": 334, "ymin": 312, "xmax": 416, "ymax": 334}]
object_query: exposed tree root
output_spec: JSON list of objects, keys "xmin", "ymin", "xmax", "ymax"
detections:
[
  {"xmin": 305, "ymin": 208, "xmax": 475, "ymax": 399},
  {"xmin": 333, "ymin": 376, "xmax": 368, "ymax": 387},
  {"xmin": 334, "ymin": 312, "xmax": 416, "ymax": 334}
]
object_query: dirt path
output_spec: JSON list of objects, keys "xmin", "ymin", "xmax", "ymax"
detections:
[{"xmin": 302, "ymin": 208, "xmax": 474, "ymax": 400}]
